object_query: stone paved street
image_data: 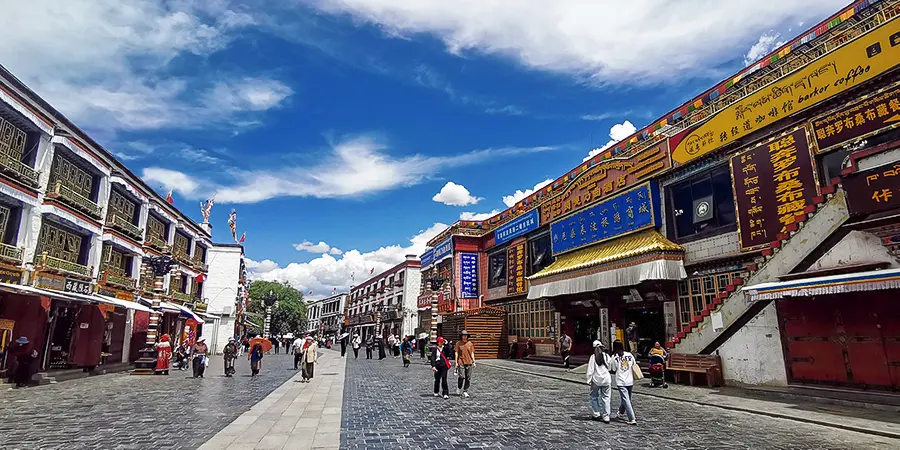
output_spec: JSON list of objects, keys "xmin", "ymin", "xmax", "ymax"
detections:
[
  {"xmin": 0, "ymin": 353, "xmax": 300, "ymax": 450},
  {"xmin": 341, "ymin": 356, "xmax": 900, "ymax": 450}
]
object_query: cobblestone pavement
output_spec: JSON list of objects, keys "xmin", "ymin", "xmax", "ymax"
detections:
[
  {"xmin": 0, "ymin": 353, "xmax": 301, "ymax": 450},
  {"xmin": 341, "ymin": 356, "xmax": 900, "ymax": 450}
]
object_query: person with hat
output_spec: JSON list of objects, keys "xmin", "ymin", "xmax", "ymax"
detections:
[
  {"xmin": 10, "ymin": 337, "xmax": 37, "ymax": 388},
  {"xmin": 430, "ymin": 337, "xmax": 452, "ymax": 399},
  {"xmin": 155, "ymin": 334, "xmax": 172, "ymax": 375},
  {"xmin": 454, "ymin": 330, "xmax": 476, "ymax": 398},
  {"xmin": 300, "ymin": 333, "xmax": 319, "ymax": 382},
  {"xmin": 192, "ymin": 337, "xmax": 209, "ymax": 378},
  {"xmin": 586, "ymin": 340, "xmax": 612, "ymax": 423},
  {"xmin": 223, "ymin": 337, "xmax": 238, "ymax": 377}
]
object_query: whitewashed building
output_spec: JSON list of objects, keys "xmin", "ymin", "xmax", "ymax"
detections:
[
  {"xmin": 201, "ymin": 243, "xmax": 246, "ymax": 354},
  {"xmin": 346, "ymin": 255, "xmax": 422, "ymax": 340}
]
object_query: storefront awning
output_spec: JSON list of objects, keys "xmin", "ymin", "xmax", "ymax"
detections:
[
  {"xmin": 742, "ymin": 268, "xmax": 900, "ymax": 301},
  {"xmin": 526, "ymin": 230, "xmax": 686, "ymax": 300},
  {"xmin": 93, "ymin": 294, "xmax": 153, "ymax": 313},
  {"xmin": 136, "ymin": 297, "xmax": 205, "ymax": 323}
]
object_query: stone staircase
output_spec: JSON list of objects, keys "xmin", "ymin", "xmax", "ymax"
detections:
[{"xmin": 670, "ymin": 186, "xmax": 849, "ymax": 354}]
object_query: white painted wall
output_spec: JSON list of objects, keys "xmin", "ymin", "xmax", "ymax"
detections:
[
  {"xmin": 203, "ymin": 244, "xmax": 242, "ymax": 354},
  {"xmin": 681, "ymin": 231, "xmax": 741, "ymax": 266},
  {"xmin": 808, "ymin": 230, "xmax": 898, "ymax": 270},
  {"xmin": 717, "ymin": 301, "xmax": 788, "ymax": 386},
  {"xmin": 402, "ymin": 266, "xmax": 422, "ymax": 337}
]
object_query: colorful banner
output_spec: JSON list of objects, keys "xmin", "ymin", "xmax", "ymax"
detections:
[
  {"xmin": 730, "ymin": 128, "xmax": 818, "ymax": 250},
  {"xmin": 432, "ymin": 237, "xmax": 452, "ymax": 264},
  {"xmin": 541, "ymin": 140, "xmax": 670, "ymax": 225},
  {"xmin": 550, "ymin": 182, "xmax": 660, "ymax": 255},
  {"xmin": 494, "ymin": 208, "xmax": 539, "ymax": 245},
  {"xmin": 419, "ymin": 248, "xmax": 435, "ymax": 268},
  {"xmin": 459, "ymin": 253, "xmax": 478, "ymax": 299},
  {"xmin": 506, "ymin": 242, "xmax": 527, "ymax": 296},
  {"xmin": 672, "ymin": 17, "xmax": 900, "ymax": 165},
  {"xmin": 843, "ymin": 162, "xmax": 900, "ymax": 216},
  {"xmin": 810, "ymin": 82, "xmax": 900, "ymax": 153}
]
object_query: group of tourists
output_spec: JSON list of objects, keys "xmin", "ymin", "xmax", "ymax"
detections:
[
  {"xmin": 154, "ymin": 334, "xmax": 209, "ymax": 378},
  {"xmin": 586, "ymin": 339, "xmax": 640, "ymax": 425},
  {"xmin": 430, "ymin": 331, "xmax": 476, "ymax": 400}
]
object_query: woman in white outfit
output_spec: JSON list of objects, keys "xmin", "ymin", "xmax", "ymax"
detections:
[
  {"xmin": 586, "ymin": 340, "xmax": 612, "ymax": 423},
  {"xmin": 612, "ymin": 340, "xmax": 637, "ymax": 425}
]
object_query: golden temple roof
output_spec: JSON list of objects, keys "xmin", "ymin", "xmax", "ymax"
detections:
[{"xmin": 529, "ymin": 229, "xmax": 684, "ymax": 281}]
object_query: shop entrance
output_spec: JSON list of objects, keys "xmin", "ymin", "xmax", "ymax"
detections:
[
  {"xmin": 623, "ymin": 305, "xmax": 666, "ymax": 357},
  {"xmin": 571, "ymin": 313, "xmax": 600, "ymax": 355},
  {"xmin": 44, "ymin": 303, "xmax": 80, "ymax": 370}
]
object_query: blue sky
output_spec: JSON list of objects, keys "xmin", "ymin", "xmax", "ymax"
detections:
[{"xmin": 0, "ymin": 0, "xmax": 849, "ymax": 297}]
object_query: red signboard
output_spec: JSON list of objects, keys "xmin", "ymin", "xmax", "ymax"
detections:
[
  {"xmin": 539, "ymin": 139, "xmax": 670, "ymax": 225},
  {"xmin": 417, "ymin": 293, "xmax": 432, "ymax": 309},
  {"xmin": 810, "ymin": 83, "xmax": 900, "ymax": 154},
  {"xmin": 843, "ymin": 162, "xmax": 900, "ymax": 216},
  {"xmin": 731, "ymin": 128, "xmax": 818, "ymax": 250},
  {"xmin": 506, "ymin": 242, "xmax": 527, "ymax": 296},
  {"xmin": 437, "ymin": 293, "xmax": 454, "ymax": 313}
]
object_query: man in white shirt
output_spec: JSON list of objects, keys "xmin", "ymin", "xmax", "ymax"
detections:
[{"xmin": 292, "ymin": 336, "xmax": 305, "ymax": 370}]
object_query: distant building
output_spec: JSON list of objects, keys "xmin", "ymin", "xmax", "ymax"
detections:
[{"xmin": 346, "ymin": 255, "xmax": 421, "ymax": 340}]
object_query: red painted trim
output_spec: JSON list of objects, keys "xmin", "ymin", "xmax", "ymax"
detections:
[
  {"xmin": 104, "ymin": 229, "xmax": 142, "ymax": 249},
  {"xmin": 0, "ymin": 175, "xmax": 39, "ymax": 198},
  {"xmin": 812, "ymin": 196, "xmax": 825, "ymax": 205},
  {"xmin": 701, "ymin": 310, "xmax": 711, "ymax": 317},
  {"xmin": 784, "ymin": 223, "xmax": 799, "ymax": 233},
  {"xmin": 42, "ymin": 198, "xmax": 102, "ymax": 227},
  {"xmin": 732, "ymin": 277, "xmax": 744, "ymax": 286},
  {"xmin": 802, "ymin": 205, "xmax": 817, "ymax": 214},
  {"xmin": 821, "ymin": 185, "xmax": 836, "ymax": 195},
  {"xmin": 769, "ymin": 241, "xmax": 782, "ymax": 250},
  {"xmin": 761, "ymin": 248, "xmax": 773, "ymax": 257},
  {"xmin": 0, "ymin": 84, "xmax": 54, "ymax": 126}
]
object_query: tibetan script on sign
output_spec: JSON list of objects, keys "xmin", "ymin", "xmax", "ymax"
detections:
[
  {"xmin": 540, "ymin": 140, "xmax": 670, "ymax": 225},
  {"xmin": 731, "ymin": 128, "xmax": 818, "ymax": 250},
  {"xmin": 459, "ymin": 253, "xmax": 478, "ymax": 299},
  {"xmin": 810, "ymin": 82, "xmax": 900, "ymax": 153},
  {"xmin": 673, "ymin": 17, "xmax": 900, "ymax": 165},
  {"xmin": 843, "ymin": 163, "xmax": 900, "ymax": 216},
  {"xmin": 550, "ymin": 182, "xmax": 660, "ymax": 255},
  {"xmin": 506, "ymin": 242, "xmax": 527, "ymax": 296}
]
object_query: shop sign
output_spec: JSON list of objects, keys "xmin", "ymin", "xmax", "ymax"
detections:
[
  {"xmin": 0, "ymin": 266, "xmax": 23, "ymax": 285},
  {"xmin": 731, "ymin": 128, "xmax": 818, "ymax": 250},
  {"xmin": 811, "ymin": 83, "xmax": 900, "ymax": 153},
  {"xmin": 420, "ymin": 248, "xmax": 434, "ymax": 268},
  {"xmin": 495, "ymin": 209, "xmax": 540, "ymax": 245},
  {"xmin": 115, "ymin": 290, "xmax": 135, "ymax": 301},
  {"xmin": 540, "ymin": 141, "xmax": 670, "ymax": 225},
  {"xmin": 34, "ymin": 272, "xmax": 64, "ymax": 291},
  {"xmin": 417, "ymin": 293, "xmax": 432, "ymax": 309},
  {"xmin": 672, "ymin": 19, "xmax": 900, "ymax": 166},
  {"xmin": 97, "ymin": 287, "xmax": 116, "ymax": 297},
  {"xmin": 437, "ymin": 293, "xmax": 454, "ymax": 313},
  {"xmin": 506, "ymin": 242, "xmax": 527, "ymax": 296},
  {"xmin": 459, "ymin": 253, "xmax": 478, "ymax": 299},
  {"xmin": 550, "ymin": 182, "xmax": 660, "ymax": 255},
  {"xmin": 843, "ymin": 163, "xmax": 900, "ymax": 215},
  {"xmin": 64, "ymin": 278, "xmax": 92, "ymax": 295},
  {"xmin": 432, "ymin": 237, "xmax": 452, "ymax": 264}
]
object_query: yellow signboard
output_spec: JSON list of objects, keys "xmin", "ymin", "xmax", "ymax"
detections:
[{"xmin": 672, "ymin": 17, "xmax": 900, "ymax": 165}]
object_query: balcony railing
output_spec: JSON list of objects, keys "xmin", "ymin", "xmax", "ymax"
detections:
[
  {"xmin": 101, "ymin": 267, "xmax": 135, "ymax": 289},
  {"xmin": 36, "ymin": 253, "xmax": 91, "ymax": 278},
  {"xmin": 48, "ymin": 181, "xmax": 102, "ymax": 219},
  {"xmin": 190, "ymin": 254, "xmax": 208, "ymax": 272},
  {"xmin": 171, "ymin": 291, "xmax": 193, "ymax": 304},
  {"xmin": 106, "ymin": 214, "xmax": 143, "ymax": 242},
  {"xmin": 172, "ymin": 249, "xmax": 190, "ymax": 265},
  {"xmin": 0, "ymin": 151, "xmax": 39, "ymax": 187},
  {"xmin": 0, "ymin": 242, "xmax": 23, "ymax": 264},
  {"xmin": 145, "ymin": 234, "xmax": 167, "ymax": 250}
]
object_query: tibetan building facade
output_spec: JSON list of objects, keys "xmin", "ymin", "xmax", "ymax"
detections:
[
  {"xmin": 419, "ymin": 0, "xmax": 900, "ymax": 391},
  {"xmin": 346, "ymin": 255, "xmax": 422, "ymax": 341},
  {"xmin": 0, "ymin": 64, "xmax": 212, "ymax": 382}
]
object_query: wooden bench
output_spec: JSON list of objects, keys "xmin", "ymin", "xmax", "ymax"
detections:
[{"xmin": 667, "ymin": 353, "xmax": 723, "ymax": 387}]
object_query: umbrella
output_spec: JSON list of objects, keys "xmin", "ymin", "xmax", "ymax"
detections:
[{"xmin": 249, "ymin": 337, "xmax": 273, "ymax": 353}]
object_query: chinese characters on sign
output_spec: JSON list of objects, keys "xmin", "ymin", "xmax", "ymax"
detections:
[
  {"xmin": 432, "ymin": 237, "xmax": 452, "ymax": 264},
  {"xmin": 811, "ymin": 82, "xmax": 900, "ymax": 153},
  {"xmin": 672, "ymin": 19, "xmax": 900, "ymax": 165},
  {"xmin": 550, "ymin": 182, "xmax": 660, "ymax": 255},
  {"xmin": 506, "ymin": 242, "xmax": 527, "ymax": 296},
  {"xmin": 419, "ymin": 248, "xmax": 435, "ymax": 268},
  {"xmin": 437, "ymin": 293, "xmax": 454, "ymax": 313},
  {"xmin": 494, "ymin": 209, "xmax": 539, "ymax": 245},
  {"xmin": 541, "ymin": 141, "xmax": 670, "ymax": 225},
  {"xmin": 730, "ymin": 128, "xmax": 818, "ymax": 250},
  {"xmin": 459, "ymin": 253, "xmax": 478, "ymax": 299},
  {"xmin": 843, "ymin": 163, "xmax": 900, "ymax": 215}
]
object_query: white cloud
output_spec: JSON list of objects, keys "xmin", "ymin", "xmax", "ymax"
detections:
[
  {"xmin": 293, "ymin": 241, "xmax": 343, "ymax": 255},
  {"xmin": 0, "ymin": 1, "xmax": 289, "ymax": 134},
  {"xmin": 459, "ymin": 210, "xmax": 500, "ymax": 221},
  {"xmin": 502, "ymin": 179, "xmax": 553, "ymax": 207},
  {"xmin": 312, "ymin": 0, "xmax": 846, "ymax": 83},
  {"xmin": 142, "ymin": 167, "xmax": 200, "ymax": 197},
  {"xmin": 743, "ymin": 31, "xmax": 787, "ymax": 66},
  {"xmin": 432, "ymin": 182, "xmax": 482, "ymax": 206},
  {"xmin": 583, "ymin": 120, "xmax": 637, "ymax": 161},
  {"xmin": 142, "ymin": 135, "xmax": 557, "ymax": 203},
  {"xmin": 245, "ymin": 258, "xmax": 280, "ymax": 274},
  {"xmin": 248, "ymin": 222, "xmax": 448, "ymax": 298}
]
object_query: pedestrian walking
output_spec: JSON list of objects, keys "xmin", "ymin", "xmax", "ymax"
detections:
[
  {"xmin": 365, "ymin": 334, "xmax": 374, "ymax": 359},
  {"xmin": 559, "ymin": 333, "xmax": 573, "ymax": 369},
  {"xmin": 454, "ymin": 331, "xmax": 476, "ymax": 397},
  {"xmin": 223, "ymin": 337, "xmax": 238, "ymax": 377},
  {"xmin": 249, "ymin": 343, "xmax": 264, "ymax": 376},
  {"xmin": 270, "ymin": 336, "xmax": 280, "ymax": 355},
  {"xmin": 155, "ymin": 334, "xmax": 172, "ymax": 375},
  {"xmin": 10, "ymin": 336, "xmax": 37, "ymax": 388},
  {"xmin": 612, "ymin": 340, "xmax": 637, "ymax": 425},
  {"xmin": 339, "ymin": 332, "xmax": 349, "ymax": 357},
  {"xmin": 292, "ymin": 335, "xmax": 305, "ymax": 370},
  {"xmin": 431, "ymin": 337, "xmax": 451, "ymax": 399},
  {"xmin": 377, "ymin": 336, "xmax": 386, "ymax": 360},
  {"xmin": 392, "ymin": 334, "xmax": 401, "ymax": 358},
  {"xmin": 401, "ymin": 336, "xmax": 413, "ymax": 368},
  {"xmin": 301, "ymin": 335, "xmax": 318, "ymax": 382},
  {"xmin": 192, "ymin": 337, "xmax": 209, "ymax": 378},
  {"xmin": 417, "ymin": 334, "xmax": 427, "ymax": 359},
  {"xmin": 387, "ymin": 334, "xmax": 397, "ymax": 358},
  {"xmin": 586, "ymin": 340, "xmax": 612, "ymax": 423},
  {"xmin": 626, "ymin": 322, "xmax": 640, "ymax": 355},
  {"xmin": 351, "ymin": 333, "xmax": 361, "ymax": 359}
]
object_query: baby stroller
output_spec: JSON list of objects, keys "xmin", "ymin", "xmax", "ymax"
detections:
[{"xmin": 648, "ymin": 354, "xmax": 668, "ymax": 388}]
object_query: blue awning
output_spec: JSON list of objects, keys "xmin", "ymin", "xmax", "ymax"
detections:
[{"xmin": 742, "ymin": 268, "xmax": 900, "ymax": 301}]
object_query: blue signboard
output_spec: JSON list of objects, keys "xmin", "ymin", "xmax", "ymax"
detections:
[
  {"xmin": 420, "ymin": 248, "xmax": 435, "ymax": 268},
  {"xmin": 459, "ymin": 252, "xmax": 479, "ymax": 299},
  {"xmin": 551, "ymin": 182, "xmax": 660, "ymax": 255},
  {"xmin": 432, "ymin": 237, "xmax": 453, "ymax": 264},
  {"xmin": 494, "ymin": 208, "xmax": 540, "ymax": 245}
]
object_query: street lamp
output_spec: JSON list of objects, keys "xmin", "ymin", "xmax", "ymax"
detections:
[
  {"xmin": 262, "ymin": 289, "xmax": 278, "ymax": 338},
  {"xmin": 133, "ymin": 254, "xmax": 178, "ymax": 375},
  {"xmin": 426, "ymin": 274, "xmax": 446, "ymax": 347}
]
